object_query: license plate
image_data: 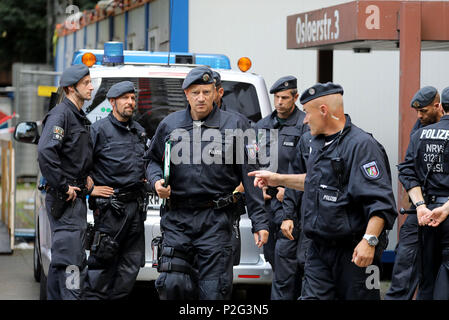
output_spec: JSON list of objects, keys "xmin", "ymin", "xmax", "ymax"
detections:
[{"xmin": 147, "ymin": 192, "xmax": 161, "ymax": 210}]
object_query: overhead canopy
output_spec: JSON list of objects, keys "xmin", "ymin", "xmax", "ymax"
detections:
[{"xmin": 287, "ymin": 0, "xmax": 449, "ymax": 51}]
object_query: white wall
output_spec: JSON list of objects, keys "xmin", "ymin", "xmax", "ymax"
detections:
[{"xmin": 128, "ymin": 5, "xmax": 147, "ymax": 50}]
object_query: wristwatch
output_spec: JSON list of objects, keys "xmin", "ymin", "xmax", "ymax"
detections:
[
  {"xmin": 363, "ymin": 234, "xmax": 379, "ymax": 247},
  {"xmin": 414, "ymin": 200, "xmax": 426, "ymax": 207}
]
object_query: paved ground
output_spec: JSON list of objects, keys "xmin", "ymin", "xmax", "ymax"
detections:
[
  {"xmin": 0, "ymin": 246, "xmax": 39, "ymax": 300},
  {"xmin": 0, "ymin": 242, "xmax": 391, "ymax": 300}
]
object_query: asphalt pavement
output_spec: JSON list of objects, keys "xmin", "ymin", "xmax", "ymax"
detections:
[
  {"xmin": 0, "ymin": 241, "xmax": 390, "ymax": 300},
  {"xmin": 0, "ymin": 245, "xmax": 39, "ymax": 300}
]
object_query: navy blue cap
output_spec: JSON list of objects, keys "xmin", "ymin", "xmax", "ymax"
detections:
[
  {"xmin": 182, "ymin": 66, "xmax": 215, "ymax": 90},
  {"xmin": 106, "ymin": 81, "xmax": 135, "ymax": 98},
  {"xmin": 270, "ymin": 76, "xmax": 297, "ymax": 94},
  {"xmin": 212, "ymin": 71, "xmax": 221, "ymax": 86},
  {"xmin": 300, "ymin": 82, "xmax": 344, "ymax": 105},
  {"xmin": 410, "ymin": 86, "xmax": 438, "ymax": 108},
  {"xmin": 442, "ymin": 87, "xmax": 449, "ymax": 105},
  {"xmin": 59, "ymin": 64, "xmax": 90, "ymax": 87}
]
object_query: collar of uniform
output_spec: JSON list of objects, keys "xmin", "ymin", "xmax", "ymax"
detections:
[
  {"xmin": 180, "ymin": 104, "xmax": 220, "ymax": 128},
  {"xmin": 107, "ymin": 112, "xmax": 135, "ymax": 131},
  {"xmin": 64, "ymin": 97, "xmax": 87, "ymax": 119},
  {"xmin": 441, "ymin": 114, "xmax": 449, "ymax": 122}
]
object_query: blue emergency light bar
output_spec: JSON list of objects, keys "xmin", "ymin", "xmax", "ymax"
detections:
[{"xmin": 72, "ymin": 42, "xmax": 231, "ymax": 69}]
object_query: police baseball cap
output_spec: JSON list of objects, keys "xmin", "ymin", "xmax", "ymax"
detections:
[
  {"xmin": 300, "ymin": 82, "xmax": 344, "ymax": 105},
  {"xmin": 441, "ymin": 87, "xmax": 449, "ymax": 105},
  {"xmin": 59, "ymin": 64, "xmax": 90, "ymax": 87},
  {"xmin": 182, "ymin": 66, "xmax": 215, "ymax": 90},
  {"xmin": 212, "ymin": 71, "xmax": 222, "ymax": 87},
  {"xmin": 270, "ymin": 76, "xmax": 297, "ymax": 94},
  {"xmin": 410, "ymin": 86, "xmax": 438, "ymax": 109},
  {"xmin": 106, "ymin": 81, "xmax": 136, "ymax": 98}
]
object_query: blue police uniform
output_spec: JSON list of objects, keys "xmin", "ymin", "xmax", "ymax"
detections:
[
  {"xmin": 37, "ymin": 64, "xmax": 92, "ymax": 300},
  {"xmin": 255, "ymin": 76, "xmax": 308, "ymax": 299},
  {"xmin": 212, "ymin": 70, "xmax": 252, "ymax": 266},
  {"xmin": 146, "ymin": 66, "xmax": 269, "ymax": 300},
  {"xmin": 298, "ymin": 83, "xmax": 397, "ymax": 300},
  {"xmin": 398, "ymin": 88, "xmax": 449, "ymax": 299},
  {"xmin": 84, "ymin": 81, "xmax": 148, "ymax": 300},
  {"xmin": 282, "ymin": 131, "xmax": 313, "ymax": 299},
  {"xmin": 385, "ymin": 86, "xmax": 438, "ymax": 300}
]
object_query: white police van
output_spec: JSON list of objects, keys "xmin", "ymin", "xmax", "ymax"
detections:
[{"xmin": 15, "ymin": 42, "xmax": 273, "ymax": 299}]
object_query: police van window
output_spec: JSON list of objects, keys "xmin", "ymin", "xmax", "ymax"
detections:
[
  {"xmin": 221, "ymin": 81, "xmax": 261, "ymax": 123},
  {"xmin": 84, "ymin": 77, "xmax": 187, "ymax": 139},
  {"xmin": 84, "ymin": 78, "xmax": 262, "ymax": 139}
]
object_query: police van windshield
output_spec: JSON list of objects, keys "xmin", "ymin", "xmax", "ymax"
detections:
[{"xmin": 84, "ymin": 77, "xmax": 261, "ymax": 139}]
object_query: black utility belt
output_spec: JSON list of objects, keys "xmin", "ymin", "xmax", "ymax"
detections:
[
  {"xmin": 168, "ymin": 193, "xmax": 238, "ymax": 210},
  {"xmin": 427, "ymin": 195, "xmax": 449, "ymax": 204},
  {"xmin": 113, "ymin": 191, "xmax": 143, "ymax": 203},
  {"xmin": 313, "ymin": 234, "xmax": 363, "ymax": 248},
  {"xmin": 46, "ymin": 184, "xmax": 88, "ymax": 200}
]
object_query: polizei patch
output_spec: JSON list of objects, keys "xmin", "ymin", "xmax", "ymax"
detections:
[
  {"xmin": 53, "ymin": 126, "xmax": 64, "ymax": 141},
  {"xmin": 362, "ymin": 161, "xmax": 380, "ymax": 179}
]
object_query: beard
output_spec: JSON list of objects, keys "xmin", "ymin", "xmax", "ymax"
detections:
[{"xmin": 117, "ymin": 107, "xmax": 133, "ymax": 121}]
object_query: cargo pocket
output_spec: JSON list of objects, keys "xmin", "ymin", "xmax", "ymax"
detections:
[
  {"xmin": 51, "ymin": 227, "xmax": 86, "ymax": 267},
  {"xmin": 46, "ymin": 194, "xmax": 69, "ymax": 219},
  {"xmin": 218, "ymin": 245, "xmax": 233, "ymax": 299},
  {"xmin": 315, "ymin": 184, "xmax": 351, "ymax": 236}
]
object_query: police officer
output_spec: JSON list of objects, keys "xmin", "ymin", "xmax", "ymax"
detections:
[
  {"xmin": 146, "ymin": 66, "xmax": 269, "ymax": 300},
  {"xmin": 255, "ymin": 76, "xmax": 308, "ymax": 299},
  {"xmin": 37, "ymin": 64, "xmax": 94, "ymax": 300},
  {"xmin": 84, "ymin": 81, "xmax": 148, "ymax": 300},
  {"xmin": 281, "ymin": 130, "xmax": 313, "ymax": 299},
  {"xmin": 250, "ymin": 82, "xmax": 397, "ymax": 300},
  {"xmin": 397, "ymin": 86, "xmax": 449, "ymax": 299},
  {"xmin": 386, "ymin": 86, "xmax": 442, "ymax": 300},
  {"xmin": 212, "ymin": 70, "xmax": 251, "ymax": 266}
]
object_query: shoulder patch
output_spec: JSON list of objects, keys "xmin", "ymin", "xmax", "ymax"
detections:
[
  {"xmin": 52, "ymin": 126, "xmax": 64, "ymax": 141},
  {"xmin": 245, "ymin": 143, "xmax": 258, "ymax": 160},
  {"xmin": 361, "ymin": 161, "xmax": 380, "ymax": 179}
]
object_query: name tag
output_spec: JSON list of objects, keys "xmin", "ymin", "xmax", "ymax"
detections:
[
  {"xmin": 322, "ymin": 194, "xmax": 337, "ymax": 202},
  {"xmin": 283, "ymin": 141, "xmax": 294, "ymax": 147}
]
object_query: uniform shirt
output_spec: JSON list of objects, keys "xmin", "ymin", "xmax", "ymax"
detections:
[
  {"xmin": 255, "ymin": 106, "xmax": 308, "ymax": 219},
  {"xmin": 410, "ymin": 119, "xmax": 424, "ymax": 137},
  {"xmin": 221, "ymin": 100, "xmax": 253, "ymax": 129},
  {"xmin": 255, "ymin": 106, "xmax": 307, "ymax": 174},
  {"xmin": 89, "ymin": 112, "xmax": 147, "ymax": 189},
  {"xmin": 37, "ymin": 97, "xmax": 92, "ymax": 192},
  {"xmin": 302, "ymin": 115, "xmax": 397, "ymax": 241},
  {"xmin": 282, "ymin": 131, "xmax": 312, "ymax": 222},
  {"xmin": 146, "ymin": 104, "xmax": 269, "ymax": 232},
  {"xmin": 398, "ymin": 114, "xmax": 449, "ymax": 196}
]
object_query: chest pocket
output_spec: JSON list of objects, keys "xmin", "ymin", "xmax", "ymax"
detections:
[
  {"xmin": 280, "ymin": 127, "xmax": 301, "ymax": 147},
  {"xmin": 315, "ymin": 184, "xmax": 352, "ymax": 237}
]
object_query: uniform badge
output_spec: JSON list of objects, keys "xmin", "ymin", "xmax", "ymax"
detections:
[
  {"xmin": 202, "ymin": 74, "xmax": 210, "ymax": 82},
  {"xmin": 413, "ymin": 101, "xmax": 420, "ymax": 108},
  {"xmin": 362, "ymin": 161, "xmax": 380, "ymax": 179},
  {"xmin": 52, "ymin": 126, "xmax": 64, "ymax": 141},
  {"xmin": 246, "ymin": 144, "xmax": 258, "ymax": 160},
  {"xmin": 284, "ymin": 81, "xmax": 289, "ymax": 87},
  {"xmin": 309, "ymin": 88, "xmax": 315, "ymax": 95}
]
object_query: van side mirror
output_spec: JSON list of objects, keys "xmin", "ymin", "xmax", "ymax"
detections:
[{"xmin": 14, "ymin": 121, "xmax": 40, "ymax": 144}]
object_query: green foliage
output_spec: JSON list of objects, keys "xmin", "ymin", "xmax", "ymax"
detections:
[{"xmin": 0, "ymin": 0, "xmax": 47, "ymax": 69}]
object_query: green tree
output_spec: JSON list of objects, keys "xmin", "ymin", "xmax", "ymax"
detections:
[{"xmin": 0, "ymin": 0, "xmax": 47, "ymax": 69}]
